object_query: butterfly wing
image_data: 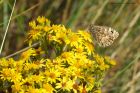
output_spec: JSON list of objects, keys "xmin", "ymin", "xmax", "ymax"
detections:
[{"xmin": 88, "ymin": 25, "xmax": 119, "ymax": 47}]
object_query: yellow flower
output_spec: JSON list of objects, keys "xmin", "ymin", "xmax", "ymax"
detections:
[
  {"xmin": 69, "ymin": 53, "xmax": 87, "ymax": 68},
  {"xmin": 44, "ymin": 68, "xmax": 61, "ymax": 83},
  {"xmin": 30, "ymin": 62, "xmax": 40, "ymax": 69},
  {"xmin": 72, "ymin": 45, "xmax": 86, "ymax": 54},
  {"xmin": 51, "ymin": 25, "xmax": 67, "ymax": 33},
  {"xmin": 78, "ymin": 30, "xmax": 92, "ymax": 43},
  {"xmin": 110, "ymin": 60, "xmax": 116, "ymax": 65},
  {"xmin": 25, "ymin": 75, "xmax": 44, "ymax": 84},
  {"xmin": 75, "ymin": 46, "xmax": 84, "ymax": 53},
  {"xmin": 12, "ymin": 82, "xmax": 23, "ymax": 93},
  {"xmin": 0, "ymin": 58, "xmax": 17, "ymax": 68},
  {"xmin": 94, "ymin": 54, "xmax": 108, "ymax": 70},
  {"xmin": 29, "ymin": 21, "xmax": 36, "ymax": 29},
  {"xmin": 0, "ymin": 58, "xmax": 10, "ymax": 67},
  {"xmin": 51, "ymin": 58, "xmax": 63, "ymax": 68},
  {"xmin": 94, "ymin": 54, "xmax": 104, "ymax": 65},
  {"xmin": 84, "ymin": 75, "xmax": 95, "ymax": 88},
  {"xmin": 70, "ymin": 68, "xmax": 83, "ymax": 78},
  {"xmin": 27, "ymin": 86, "xmax": 37, "ymax": 93},
  {"xmin": 15, "ymin": 60, "xmax": 24, "ymax": 72},
  {"xmin": 27, "ymin": 30, "xmax": 41, "ymax": 45},
  {"xmin": 11, "ymin": 73, "xmax": 22, "ymax": 83},
  {"xmin": 0, "ymin": 68, "xmax": 22, "ymax": 82},
  {"xmin": 35, "ymin": 25, "xmax": 44, "ymax": 30},
  {"xmin": 43, "ymin": 83, "xmax": 54, "ymax": 93},
  {"xmin": 65, "ymin": 32, "xmax": 82, "ymax": 47},
  {"xmin": 55, "ymin": 77, "xmax": 73, "ymax": 91},
  {"xmin": 60, "ymin": 52, "xmax": 74, "ymax": 62},
  {"xmin": 0, "ymin": 68, "xmax": 13, "ymax": 80},
  {"xmin": 72, "ymin": 82, "xmax": 80, "ymax": 92},
  {"xmin": 20, "ymin": 48, "xmax": 36, "ymax": 61},
  {"xmin": 31, "ymin": 60, "xmax": 45, "ymax": 69},
  {"xmin": 84, "ymin": 59, "xmax": 95, "ymax": 69},
  {"xmin": 104, "ymin": 56, "xmax": 116, "ymax": 66},
  {"xmin": 37, "ymin": 16, "xmax": 46, "ymax": 24},
  {"xmin": 84, "ymin": 42, "xmax": 94, "ymax": 55},
  {"xmin": 51, "ymin": 31, "xmax": 67, "ymax": 44},
  {"xmin": 45, "ymin": 58, "xmax": 62, "ymax": 69},
  {"xmin": 44, "ymin": 26, "xmax": 52, "ymax": 32},
  {"xmin": 32, "ymin": 75, "xmax": 44, "ymax": 83},
  {"xmin": 24, "ymin": 63, "xmax": 32, "ymax": 71},
  {"xmin": 57, "ymin": 67, "xmax": 67, "ymax": 76},
  {"xmin": 70, "ymin": 60, "xmax": 83, "ymax": 69}
]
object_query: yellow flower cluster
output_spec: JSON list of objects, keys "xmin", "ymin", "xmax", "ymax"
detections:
[{"xmin": 0, "ymin": 16, "xmax": 116, "ymax": 93}]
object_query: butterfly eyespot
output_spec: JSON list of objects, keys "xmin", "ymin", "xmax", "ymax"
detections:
[{"xmin": 111, "ymin": 30, "xmax": 114, "ymax": 33}]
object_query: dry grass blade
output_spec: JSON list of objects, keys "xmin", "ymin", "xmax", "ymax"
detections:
[
  {"xmin": 4, "ymin": 42, "xmax": 39, "ymax": 59},
  {"xmin": 0, "ymin": 0, "xmax": 16, "ymax": 55},
  {"xmin": 111, "ymin": 0, "xmax": 129, "ymax": 23},
  {"xmin": 111, "ymin": 6, "xmax": 140, "ymax": 58},
  {"xmin": 103, "ymin": 52, "xmax": 140, "ymax": 86},
  {"xmin": 92, "ymin": 0, "xmax": 109, "ymax": 24},
  {"xmin": 121, "ymin": 71, "xmax": 140, "ymax": 92}
]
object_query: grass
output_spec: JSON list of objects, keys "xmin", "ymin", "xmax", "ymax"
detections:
[
  {"xmin": 0, "ymin": 0, "xmax": 140, "ymax": 93},
  {"xmin": 0, "ymin": 0, "xmax": 16, "ymax": 54}
]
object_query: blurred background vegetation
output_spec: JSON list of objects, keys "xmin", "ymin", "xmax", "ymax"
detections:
[{"xmin": 0, "ymin": 0, "xmax": 140, "ymax": 93}]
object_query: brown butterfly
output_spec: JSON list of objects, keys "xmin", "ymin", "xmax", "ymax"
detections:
[{"xmin": 88, "ymin": 24, "xmax": 119, "ymax": 47}]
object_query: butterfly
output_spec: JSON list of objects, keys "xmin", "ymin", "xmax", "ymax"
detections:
[{"xmin": 88, "ymin": 24, "xmax": 119, "ymax": 47}]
